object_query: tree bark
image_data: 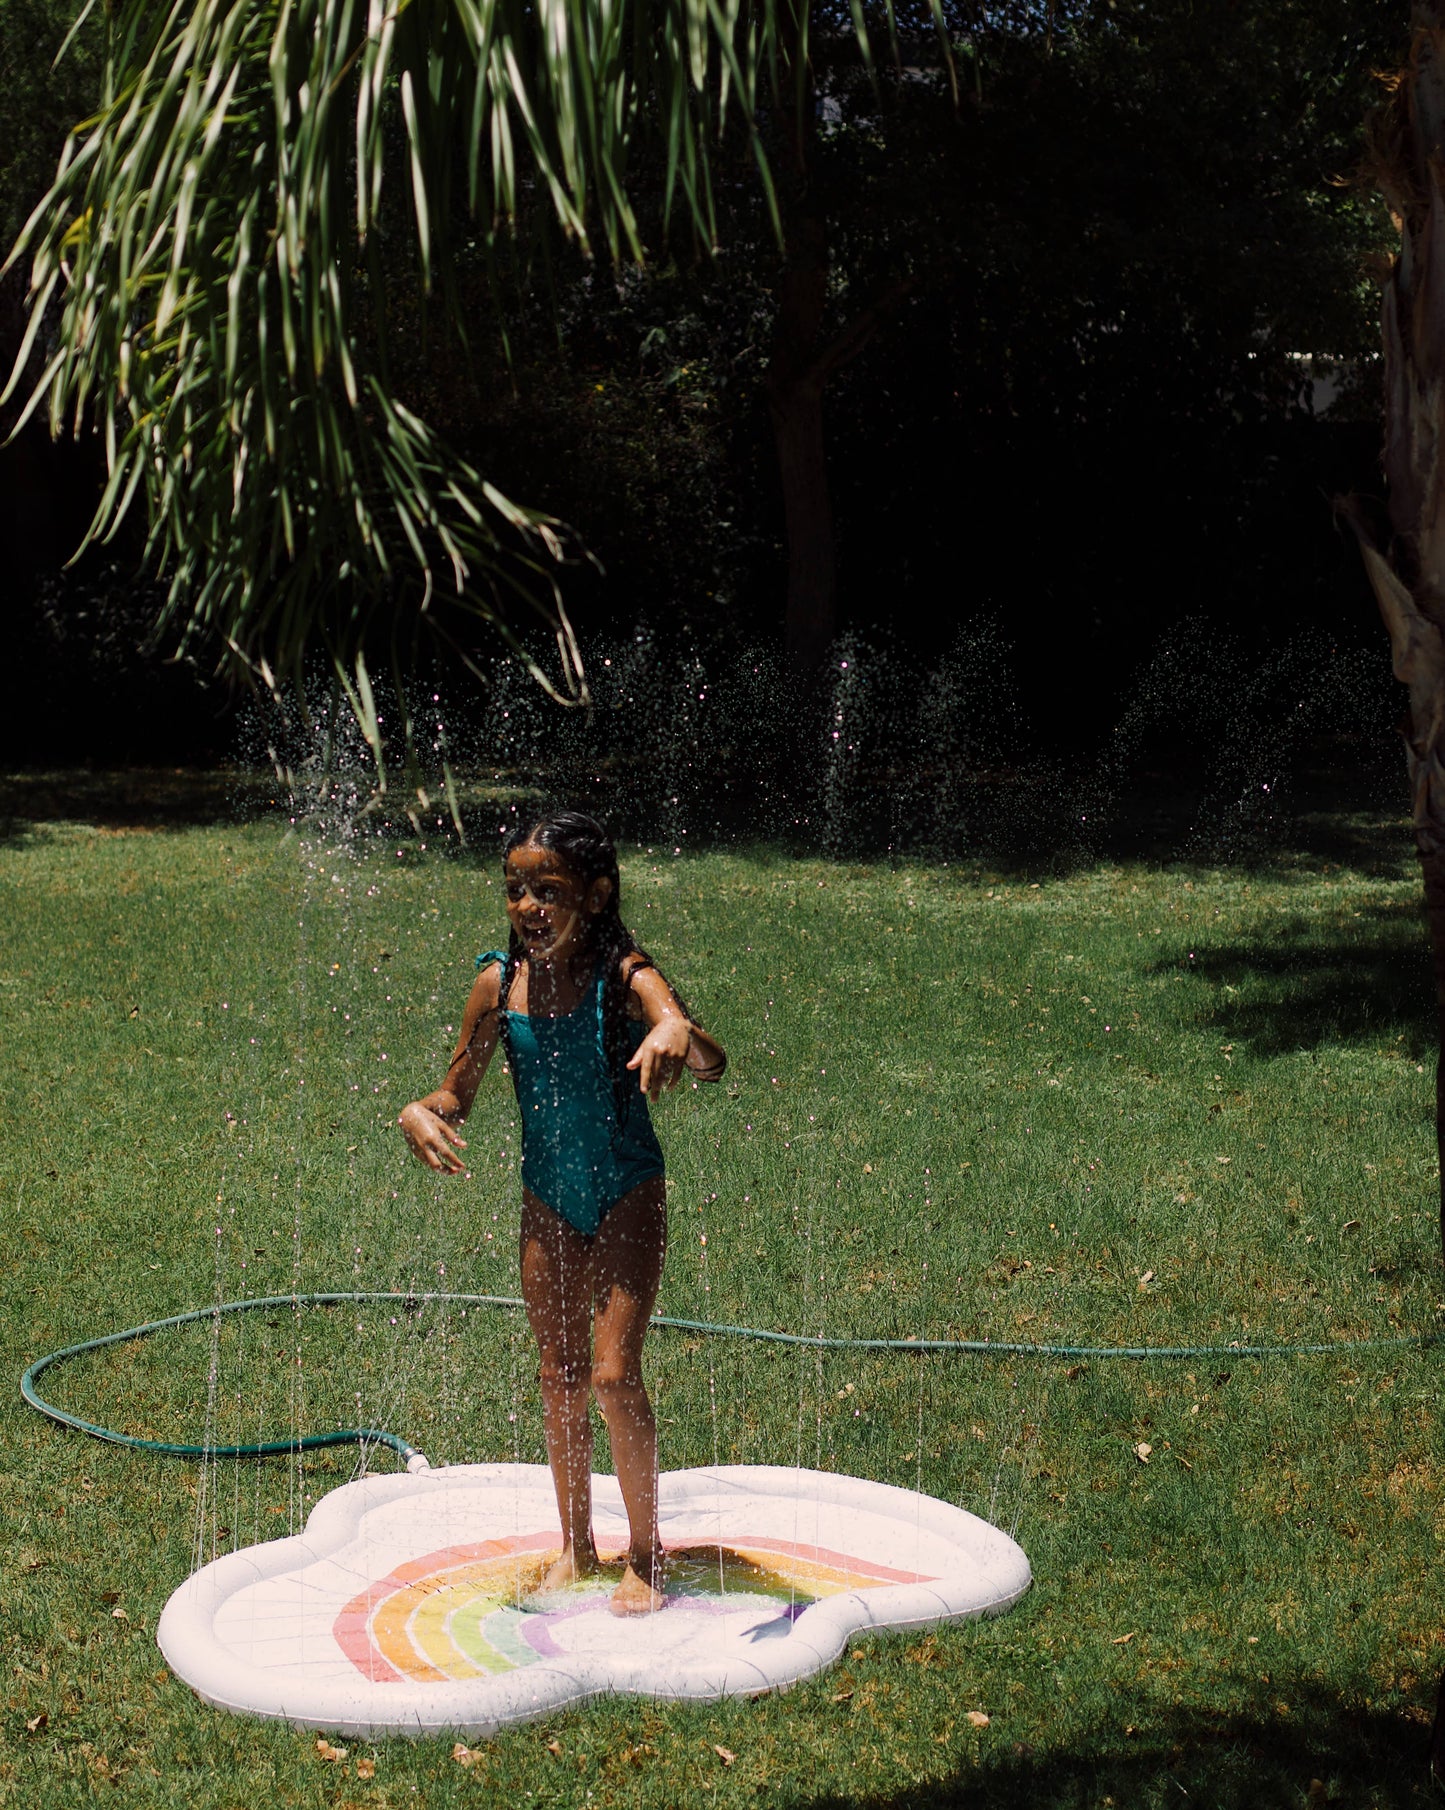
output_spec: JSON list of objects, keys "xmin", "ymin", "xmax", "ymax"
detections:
[
  {"xmin": 1350, "ymin": 11, "xmax": 1445, "ymax": 1276},
  {"xmin": 765, "ymin": 205, "xmax": 837, "ymax": 675},
  {"xmin": 763, "ymin": 192, "xmax": 918, "ymax": 674},
  {"xmin": 762, "ymin": 9, "xmax": 837, "ymax": 677},
  {"xmin": 1341, "ymin": 22, "xmax": 1445, "ymax": 1771}
]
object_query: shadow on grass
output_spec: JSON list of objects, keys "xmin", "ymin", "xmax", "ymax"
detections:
[
  {"xmin": 0, "ymin": 767, "xmax": 538, "ymax": 853},
  {"xmin": 798, "ymin": 1688, "xmax": 1437, "ymax": 1808},
  {"xmin": 1245, "ymin": 808, "xmax": 1417, "ymax": 881},
  {"xmin": 1161, "ymin": 901, "xmax": 1434, "ymax": 1061},
  {"xmin": 0, "ymin": 761, "xmax": 1419, "ymax": 884},
  {"xmin": 0, "ymin": 767, "xmax": 279, "ymax": 838}
]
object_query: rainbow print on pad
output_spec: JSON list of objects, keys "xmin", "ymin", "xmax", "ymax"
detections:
[{"xmin": 158, "ymin": 1463, "xmax": 1030, "ymax": 1737}]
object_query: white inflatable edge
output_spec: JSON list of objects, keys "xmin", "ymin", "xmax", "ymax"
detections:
[{"xmin": 158, "ymin": 1463, "xmax": 1031, "ymax": 1739}]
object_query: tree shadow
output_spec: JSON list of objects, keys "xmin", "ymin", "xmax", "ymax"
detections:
[
  {"xmin": 795, "ymin": 1685, "xmax": 1437, "ymax": 1809},
  {"xmin": 1233, "ymin": 809, "xmax": 1417, "ymax": 881},
  {"xmin": 1161, "ymin": 899, "xmax": 1434, "ymax": 1061},
  {"xmin": 0, "ymin": 768, "xmax": 281, "ymax": 843},
  {"xmin": 0, "ymin": 752, "xmax": 1418, "ymax": 885}
]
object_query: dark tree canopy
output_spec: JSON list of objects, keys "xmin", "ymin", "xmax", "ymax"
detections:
[{"xmin": 0, "ymin": 0, "xmax": 1404, "ymax": 764}]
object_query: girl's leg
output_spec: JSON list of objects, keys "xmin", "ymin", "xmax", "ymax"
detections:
[
  {"xmin": 589, "ymin": 1176, "xmax": 668, "ymax": 1616},
  {"xmin": 520, "ymin": 1191, "xmax": 598, "ymax": 1588}
]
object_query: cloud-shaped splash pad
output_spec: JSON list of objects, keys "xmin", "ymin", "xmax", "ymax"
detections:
[{"xmin": 158, "ymin": 1464, "xmax": 1030, "ymax": 1737}]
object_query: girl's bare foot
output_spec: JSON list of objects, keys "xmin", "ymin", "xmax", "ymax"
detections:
[
  {"xmin": 610, "ymin": 1556, "xmax": 666, "ymax": 1617},
  {"xmin": 536, "ymin": 1542, "xmax": 598, "ymax": 1594}
]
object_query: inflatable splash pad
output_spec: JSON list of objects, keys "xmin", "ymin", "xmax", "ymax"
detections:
[{"xmin": 158, "ymin": 1463, "xmax": 1031, "ymax": 1737}]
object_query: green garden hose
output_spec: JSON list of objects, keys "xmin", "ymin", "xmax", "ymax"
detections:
[{"xmin": 19, "ymin": 1289, "xmax": 1435, "ymax": 1471}]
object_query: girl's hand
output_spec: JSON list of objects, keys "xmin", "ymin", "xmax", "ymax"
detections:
[
  {"xmin": 398, "ymin": 1101, "xmax": 469, "ymax": 1174},
  {"xmin": 626, "ymin": 1019, "xmax": 692, "ymax": 1102}
]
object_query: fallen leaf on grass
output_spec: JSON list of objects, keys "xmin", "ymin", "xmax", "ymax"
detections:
[
  {"xmin": 110, "ymin": 1607, "xmax": 128, "ymax": 1621},
  {"xmin": 1112, "ymin": 1632, "xmax": 1136, "ymax": 1646},
  {"xmin": 831, "ymin": 1689, "xmax": 854, "ymax": 1703},
  {"xmin": 713, "ymin": 1745, "xmax": 736, "ymax": 1766},
  {"xmin": 355, "ymin": 1757, "xmax": 375, "ymax": 1780},
  {"xmin": 1308, "ymin": 1781, "xmax": 1325, "ymax": 1804},
  {"xmin": 315, "ymin": 1739, "xmax": 347, "ymax": 1763},
  {"xmin": 1137, "ymin": 1271, "xmax": 1154, "ymax": 1290},
  {"xmin": 1174, "ymin": 1453, "xmax": 1194, "ymax": 1471},
  {"xmin": 545, "ymin": 1740, "xmax": 562, "ymax": 1758},
  {"xmin": 25, "ymin": 1713, "xmax": 47, "ymax": 1733},
  {"xmin": 452, "ymin": 1743, "xmax": 478, "ymax": 1768},
  {"xmin": 1341, "ymin": 1220, "xmax": 1360, "ymax": 1234},
  {"xmin": 966, "ymin": 1711, "xmax": 990, "ymax": 1728},
  {"xmin": 1134, "ymin": 1443, "xmax": 1152, "ymax": 1463}
]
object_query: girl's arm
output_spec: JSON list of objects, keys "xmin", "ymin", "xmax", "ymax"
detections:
[
  {"xmin": 625, "ymin": 960, "xmax": 727, "ymax": 1102},
  {"xmin": 398, "ymin": 962, "xmax": 504, "ymax": 1173}
]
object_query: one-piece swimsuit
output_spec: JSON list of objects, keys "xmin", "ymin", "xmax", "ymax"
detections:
[{"xmin": 478, "ymin": 950, "xmax": 665, "ymax": 1236}]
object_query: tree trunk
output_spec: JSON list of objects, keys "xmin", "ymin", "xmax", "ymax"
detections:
[
  {"xmin": 770, "ymin": 376, "xmax": 836, "ymax": 674},
  {"xmin": 1350, "ymin": 9, "xmax": 1445, "ymax": 1269},
  {"xmin": 762, "ymin": 7, "xmax": 837, "ymax": 677},
  {"xmin": 762, "ymin": 168, "xmax": 916, "ymax": 676},
  {"xmin": 761, "ymin": 22, "xmax": 919, "ymax": 676},
  {"xmin": 765, "ymin": 206, "xmax": 837, "ymax": 675},
  {"xmin": 1351, "ymin": 25, "xmax": 1445, "ymax": 1769}
]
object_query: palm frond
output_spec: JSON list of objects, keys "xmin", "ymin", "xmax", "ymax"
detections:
[{"xmin": 6, "ymin": 0, "xmax": 887, "ymax": 747}]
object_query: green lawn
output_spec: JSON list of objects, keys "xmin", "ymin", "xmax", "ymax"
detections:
[{"xmin": 2, "ymin": 784, "xmax": 1443, "ymax": 1807}]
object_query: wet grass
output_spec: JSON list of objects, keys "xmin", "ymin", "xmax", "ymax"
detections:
[{"xmin": 1, "ymin": 799, "xmax": 1444, "ymax": 1806}]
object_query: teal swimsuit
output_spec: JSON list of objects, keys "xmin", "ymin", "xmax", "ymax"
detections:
[{"xmin": 478, "ymin": 950, "xmax": 666, "ymax": 1236}]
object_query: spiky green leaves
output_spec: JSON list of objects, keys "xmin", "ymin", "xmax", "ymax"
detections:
[{"xmin": 4, "ymin": 0, "xmax": 844, "ymax": 725}]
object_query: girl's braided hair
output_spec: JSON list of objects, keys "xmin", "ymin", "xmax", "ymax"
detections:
[{"xmin": 500, "ymin": 811, "xmax": 698, "ymax": 1119}]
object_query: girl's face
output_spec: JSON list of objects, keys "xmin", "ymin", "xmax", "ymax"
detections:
[{"xmin": 504, "ymin": 842, "xmax": 611, "ymax": 963}]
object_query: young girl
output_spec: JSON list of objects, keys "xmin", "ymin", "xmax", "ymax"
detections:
[{"xmin": 398, "ymin": 811, "xmax": 726, "ymax": 1615}]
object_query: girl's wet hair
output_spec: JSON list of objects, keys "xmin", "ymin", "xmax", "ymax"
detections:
[
  {"xmin": 502, "ymin": 810, "xmax": 622, "ymax": 920},
  {"xmin": 500, "ymin": 811, "xmax": 697, "ymax": 1114}
]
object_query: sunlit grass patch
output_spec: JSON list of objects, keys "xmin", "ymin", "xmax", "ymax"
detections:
[{"xmin": 0, "ymin": 803, "xmax": 1441, "ymax": 1806}]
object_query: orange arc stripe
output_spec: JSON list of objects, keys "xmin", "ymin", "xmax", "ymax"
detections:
[
  {"xmin": 334, "ymin": 1530, "xmax": 561, "ymax": 1683},
  {"xmin": 333, "ymin": 1525, "xmax": 940, "ymax": 1685},
  {"xmin": 686, "ymin": 1535, "xmax": 935, "ymax": 1586}
]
